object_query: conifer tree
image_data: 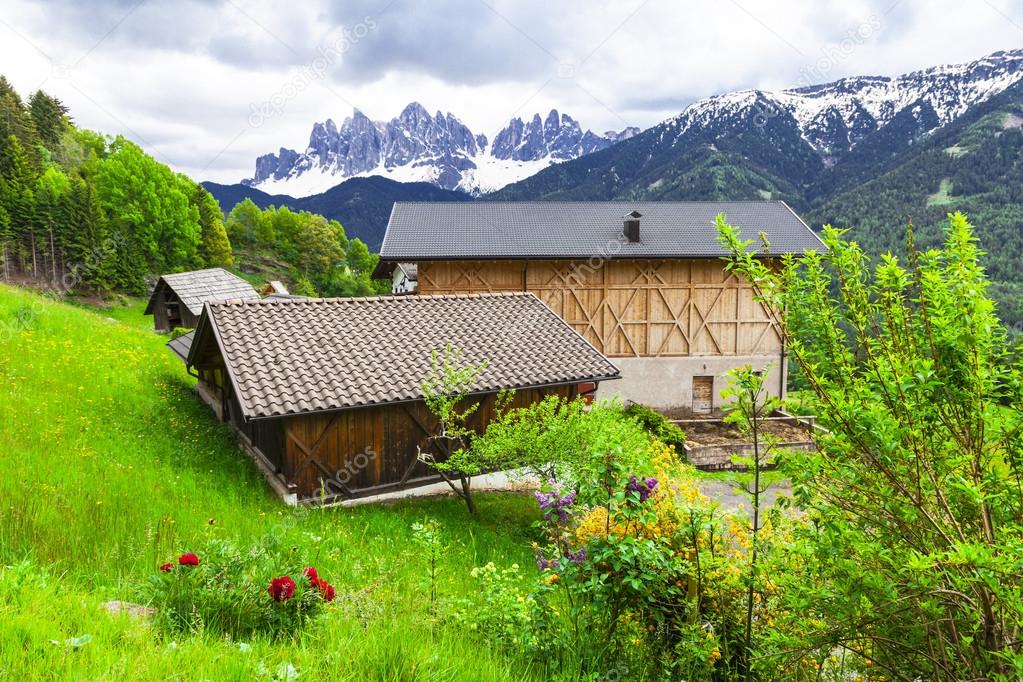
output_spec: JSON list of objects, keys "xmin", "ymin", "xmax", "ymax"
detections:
[
  {"xmin": 60, "ymin": 176, "xmax": 113, "ymax": 290},
  {"xmin": 0, "ymin": 77, "xmax": 40, "ymax": 156},
  {"xmin": 27, "ymin": 91, "xmax": 71, "ymax": 154},
  {"xmin": 191, "ymin": 183, "xmax": 233, "ymax": 267},
  {"xmin": 0, "ymin": 135, "xmax": 41, "ymax": 273}
]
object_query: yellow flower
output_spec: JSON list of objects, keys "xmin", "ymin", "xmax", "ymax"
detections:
[{"xmin": 544, "ymin": 573, "xmax": 559, "ymax": 586}]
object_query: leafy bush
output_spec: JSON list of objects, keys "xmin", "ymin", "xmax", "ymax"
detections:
[
  {"xmin": 453, "ymin": 439, "xmax": 804, "ymax": 680},
  {"xmin": 623, "ymin": 403, "xmax": 687, "ymax": 452},
  {"xmin": 451, "ymin": 562, "xmax": 554, "ymax": 655},
  {"xmin": 447, "ymin": 397, "xmax": 655, "ymax": 504},
  {"xmin": 146, "ymin": 538, "xmax": 336, "ymax": 638},
  {"xmin": 719, "ymin": 211, "xmax": 1023, "ymax": 679}
]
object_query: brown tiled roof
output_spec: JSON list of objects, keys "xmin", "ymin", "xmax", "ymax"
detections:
[
  {"xmin": 189, "ymin": 293, "xmax": 620, "ymax": 420},
  {"xmin": 145, "ymin": 268, "xmax": 259, "ymax": 316}
]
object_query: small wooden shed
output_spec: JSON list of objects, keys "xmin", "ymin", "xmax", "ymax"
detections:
[
  {"xmin": 145, "ymin": 268, "xmax": 259, "ymax": 332},
  {"xmin": 178, "ymin": 293, "xmax": 620, "ymax": 502}
]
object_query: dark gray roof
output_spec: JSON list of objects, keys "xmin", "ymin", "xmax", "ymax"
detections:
[
  {"xmin": 145, "ymin": 268, "xmax": 259, "ymax": 316},
  {"xmin": 189, "ymin": 293, "xmax": 620, "ymax": 420},
  {"xmin": 166, "ymin": 330, "xmax": 194, "ymax": 362},
  {"xmin": 380, "ymin": 201, "xmax": 823, "ymax": 260}
]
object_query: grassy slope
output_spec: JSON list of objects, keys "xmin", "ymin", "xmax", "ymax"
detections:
[{"xmin": 0, "ymin": 284, "xmax": 543, "ymax": 680}]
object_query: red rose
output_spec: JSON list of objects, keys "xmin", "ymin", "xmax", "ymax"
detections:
[
  {"xmin": 268, "ymin": 576, "xmax": 296, "ymax": 602},
  {"xmin": 303, "ymin": 566, "xmax": 318, "ymax": 582},
  {"xmin": 159, "ymin": 562, "xmax": 174, "ymax": 573},
  {"xmin": 314, "ymin": 578, "xmax": 335, "ymax": 602},
  {"xmin": 178, "ymin": 553, "xmax": 200, "ymax": 566}
]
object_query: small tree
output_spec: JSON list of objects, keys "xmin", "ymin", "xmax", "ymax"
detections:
[
  {"xmin": 721, "ymin": 365, "xmax": 782, "ymax": 680},
  {"xmin": 410, "ymin": 517, "xmax": 445, "ymax": 622},
  {"xmin": 717, "ymin": 212, "xmax": 1023, "ymax": 679},
  {"xmin": 419, "ymin": 344, "xmax": 489, "ymax": 514}
]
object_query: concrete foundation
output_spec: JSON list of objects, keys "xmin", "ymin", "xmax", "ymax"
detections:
[{"xmin": 597, "ymin": 354, "xmax": 786, "ymax": 410}]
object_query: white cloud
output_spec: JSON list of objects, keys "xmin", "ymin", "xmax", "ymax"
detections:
[{"xmin": 0, "ymin": 0, "xmax": 1020, "ymax": 183}]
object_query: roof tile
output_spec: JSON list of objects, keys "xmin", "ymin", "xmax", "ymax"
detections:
[
  {"xmin": 148, "ymin": 268, "xmax": 259, "ymax": 316},
  {"xmin": 380, "ymin": 201, "xmax": 823, "ymax": 260},
  {"xmin": 194, "ymin": 293, "xmax": 620, "ymax": 420}
]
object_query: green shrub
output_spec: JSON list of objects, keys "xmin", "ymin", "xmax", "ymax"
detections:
[
  {"xmin": 446, "ymin": 397, "xmax": 656, "ymax": 505},
  {"xmin": 451, "ymin": 562, "xmax": 553, "ymax": 656},
  {"xmin": 146, "ymin": 537, "xmax": 336, "ymax": 638},
  {"xmin": 623, "ymin": 403, "xmax": 687, "ymax": 452}
]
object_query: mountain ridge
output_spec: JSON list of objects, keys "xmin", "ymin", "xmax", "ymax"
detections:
[
  {"xmin": 493, "ymin": 48, "xmax": 1023, "ymax": 202},
  {"xmin": 243, "ymin": 104, "xmax": 638, "ymax": 197}
]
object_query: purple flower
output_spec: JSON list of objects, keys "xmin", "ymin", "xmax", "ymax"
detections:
[
  {"xmin": 535, "ymin": 551, "xmax": 554, "ymax": 571},
  {"xmin": 535, "ymin": 485, "xmax": 577, "ymax": 523},
  {"xmin": 626, "ymin": 475, "xmax": 658, "ymax": 503},
  {"xmin": 566, "ymin": 546, "xmax": 587, "ymax": 564}
]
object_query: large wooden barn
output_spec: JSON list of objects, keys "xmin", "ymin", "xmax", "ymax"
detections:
[
  {"xmin": 177, "ymin": 293, "xmax": 619, "ymax": 503},
  {"xmin": 145, "ymin": 268, "xmax": 258, "ymax": 332},
  {"xmin": 376, "ymin": 201, "xmax": 823, "ymax": 412}
]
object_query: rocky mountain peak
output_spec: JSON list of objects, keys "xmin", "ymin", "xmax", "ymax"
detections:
[
  {"xmin": 667, "ymin": 48, "xmax": 1023, "ymax": 161},
  {"xmin": 244, "ymin": 104, "xmax": 634, "ymax": 196}
]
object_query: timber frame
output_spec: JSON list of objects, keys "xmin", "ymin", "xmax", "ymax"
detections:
[{"xmin": 416, "ymin": 258, "xmax": 781, "ymax": 359}]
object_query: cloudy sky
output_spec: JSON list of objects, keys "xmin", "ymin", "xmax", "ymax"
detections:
[{"xmin": 2, "ymin": 0, "xmax": 1021, "ymax": 183}]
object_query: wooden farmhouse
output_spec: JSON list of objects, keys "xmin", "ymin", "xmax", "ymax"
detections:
[
  {"xmin": 145, "ymin": 268, "xmax": 258, "ymax": 332},
  {"xmin": 376, "ymin": 201, "xmax": 823, "ymax": 412},
  {"xmin": 175, "ymin": 293, "xmax": 619, "ymax": 503}
]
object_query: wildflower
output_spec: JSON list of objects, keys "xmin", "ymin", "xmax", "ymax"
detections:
[
  {"xmin": 178, "ymin": 553, "xmax": 200, "ymax": 567},
  {"xmin": 313, "ymin": 578, "xmax": 335, "ymax": 602},
  {"xmin": 565, "ymin": 546, "xmax": 587, "ymax": 564},
  {"xmin": 534, "ymin": 484, "xmax": 577, "ymax": 523},
  {"xmin": 268, "ymin": 576, "xmax": 297, "ymax": 602},
  {"xmin": 544, "ymin": 573, "xmax": 559, "ymax": 586},
  {"xmin": 303, "ymin": 566, "xmax": 318, "ymax": 582},
  {"xmin": 159, "ymin": 562, "xmax": 174, "ymax": 573},
  {"xmin": 625, "ymin": 475, "xmax": 658, "ymax": 502},
  {"xmin": 535, "ymin": 551, "xmax": 554, "ymax": 571}
]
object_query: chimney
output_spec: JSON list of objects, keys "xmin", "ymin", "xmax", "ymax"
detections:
[{"xmin": 623, "ymin": 210, "xmax": 642, "ymax": 243}]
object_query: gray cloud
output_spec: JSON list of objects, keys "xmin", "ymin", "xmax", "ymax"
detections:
[
  {"xmin": 323, "ymin": 0, "xmax": 559, "ymax": 85},
  {"xmin": 3, "ymin": 0, "xmax": 1021, "ymax": 183}
]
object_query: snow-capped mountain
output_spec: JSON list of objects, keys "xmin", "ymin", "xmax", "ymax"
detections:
[
  {"xmin": 663, "ymin": 49, "xmax": 1023, "ymax": 160},
  {"xmin": 244, "ymin": 103, "xmax": 638, "ymax": 197},
  {"xmin": 496, "ymin": 48, "xmax": 1023, "ymax": 200}
]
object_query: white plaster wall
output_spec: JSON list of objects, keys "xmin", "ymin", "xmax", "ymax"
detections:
[{"xmin": 597, "ymin": 355, "xmax": 786, "ymax": 410}]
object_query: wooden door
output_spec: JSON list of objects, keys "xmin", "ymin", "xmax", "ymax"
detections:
[{"xmin": 692, "ymin": 376, "xmax": 714, "ymax": 413}]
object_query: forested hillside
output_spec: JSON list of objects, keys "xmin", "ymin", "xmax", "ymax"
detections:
[
  {"xmin": 204, "ymin": 175, "xmax": 471, "ymax": 251},
  {"xmin": 0, "ymin": 77, "xmax": 382, "ymax": 299},
  {"xmin": 222, "ymin": 198, "xmax": 385, "ymax": 296},
  {"xmin": 810, "ymin": 101, "xmax": 1023, "ymax": 328}
]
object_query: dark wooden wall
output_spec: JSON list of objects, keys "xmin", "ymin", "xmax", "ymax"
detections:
[
  {"xmin": 279, "ymin": 384, "xmax": 579, "ymax": 500},
  {"xmin": 151, "ymin": 287, "xmax": 196, "ymax": 332}
]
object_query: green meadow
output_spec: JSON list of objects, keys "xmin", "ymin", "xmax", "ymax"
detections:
[{"xmin": 0, "ymin": 284, "xmax": 547, "ymax": 681}]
